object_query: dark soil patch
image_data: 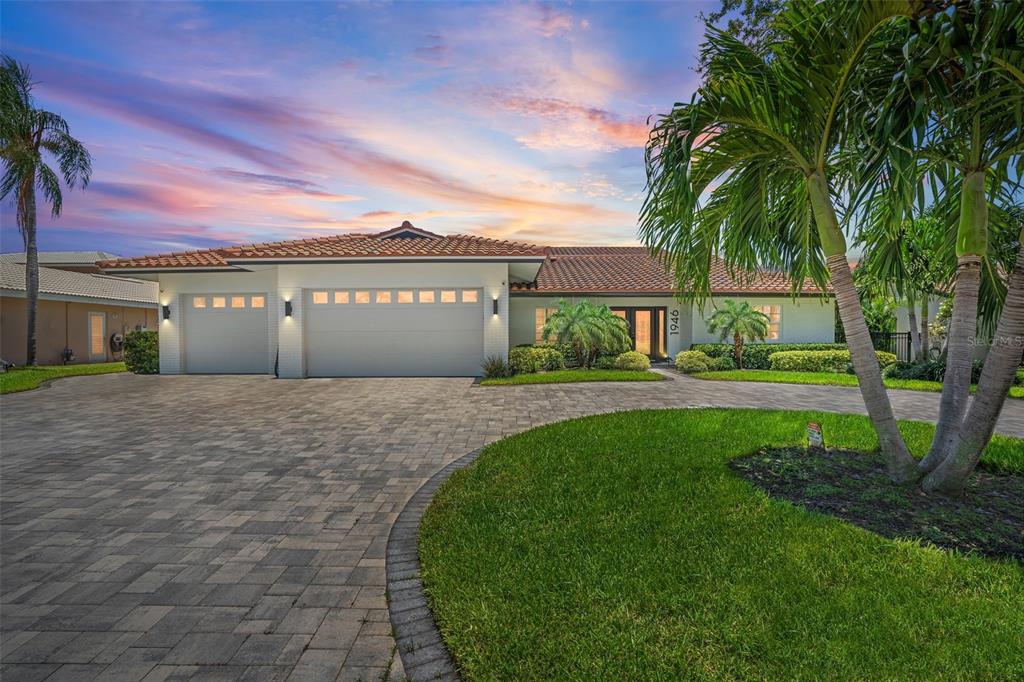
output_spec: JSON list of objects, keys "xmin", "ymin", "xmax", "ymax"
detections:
[{"xmin": 731, "ymin": 447, "xmax": 1024, "ymax": 562}]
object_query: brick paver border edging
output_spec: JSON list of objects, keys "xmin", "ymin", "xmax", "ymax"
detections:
[{"xmin": 387, "ymin": 448, "xmax": 484, "ymax": 681}]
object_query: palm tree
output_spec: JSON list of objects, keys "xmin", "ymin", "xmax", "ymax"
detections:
[
  {"xmin": 705, "ymin": 300, "xmax": 769, "ymax": 368},
  {"xmin": 874, "ymin": 3, "xmax": 1024, "ymax": 489},
  {"xmin": 1, "ymin": 56, "xmax": 92, "ymax": 365},
  {"xmin": 640, "ymin": 1, "xmax": 920, "ymax": 482},
  {"xmin": 541, "ymin": 300, "xmax": 631, "ymax": 368}
]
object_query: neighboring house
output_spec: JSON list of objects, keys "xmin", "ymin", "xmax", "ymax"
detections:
[
  {"xmin": 0, "ymin": 252, "xmax": 159, "ymax": 366},
  {"xmin": 99, "ymin": 222, "xmax": 835, "ymax": 378}
]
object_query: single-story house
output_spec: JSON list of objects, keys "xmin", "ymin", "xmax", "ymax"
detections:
[
  {"xmin": 99, "ymin": 222, "xmax": 835, "ymax": 377},
  {"xmin": 1, "ymin": 252, "xmax": 159, "ymax": 366}
]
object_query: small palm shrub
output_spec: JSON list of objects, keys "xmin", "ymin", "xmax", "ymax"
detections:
[
  {"xmin": 481, "ymin": 355, "xmax": 513, "ymax": 378},
  {"xmin": 704, "ymin": 300, "xmax": 770, "ymax": 368},
  {"xmin": 124, "ymin": 330, "xmax": 159, "ymax": 374},
  {"xmin": 709, "ymin": 356, "xmax": 737, "ymax": 371},
  {"xmin": 769, "ymin": 350, "xmax": 896, "ymax": 373},
  {"xmin": 540, "ymin": 300, "xmax": 631, "ymax": 368},
  {"xmin": 676, "ymin": 350, "xmax": 712, "ymax": 373},
  {"xmin": 614, "ymin": 351, "xmax": 651, "ymax": 371}
]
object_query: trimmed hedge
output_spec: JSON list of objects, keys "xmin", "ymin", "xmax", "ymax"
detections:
[
  {"xmin": 676, "ymin": 350, "xmax": 712, "ymax": 373},
  {"xmin": 516, "ymin": 343, "xmax": 578, "ymax": 368},
  {"xmin": 769, "ymin": 349, "xmax": 897, "ymax": 373},
  {"xmin": 509, "ymin": 346, "xmax": 566, "ymax": 374},
  {"xmin": 691, "ymin": 343, "xmax": 848, "ymax": 370},
  {"xmin": 124, "ymin": 330, "xmax": 159, "ymax": 374},
  {"xmin": 615, "ymin": 351, "xmax": 651, "ymax": 371}
]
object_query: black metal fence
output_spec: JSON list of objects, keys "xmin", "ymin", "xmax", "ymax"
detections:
[{"xmin": 836, "ymin": 330, "xmax": 914, "ymax": 362}]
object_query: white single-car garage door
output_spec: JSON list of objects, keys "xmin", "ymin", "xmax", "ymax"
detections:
[
  {"xmin": 184, "ymin": 293, "xmax": 270, "ymax": 374},
  {"xmin": 305, "ymin": 287, "xmax": 483, "ymax": 376}
]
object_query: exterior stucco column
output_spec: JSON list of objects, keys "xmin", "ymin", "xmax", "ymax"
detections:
[
  {"xmin": 158, "ymin": 292, "xmax": 184, "ymax": 374},
  {"xmin": 483, "ymin": 281, "xmax": 509, "ymax": 363},
  {"xmin": 277, "ymin": 288, "xmax": 304, "ymax": 378}
]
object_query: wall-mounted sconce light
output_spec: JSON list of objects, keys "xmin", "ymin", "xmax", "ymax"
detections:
[
  {"xmin": 162, "ymin": 305, "xmax": 171, "ymax": 320},
  {"xmin": 285, "ymin": 300, "xmax": 293, "ymax": 317},
  {"xmin": 492, "ymin": 298, "xmax": 499, "ymax": 315}
]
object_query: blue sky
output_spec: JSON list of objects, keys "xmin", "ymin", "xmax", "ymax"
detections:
[{"xmin": 2, "ymin": 1, "xmax": 713, "ymax": 256}]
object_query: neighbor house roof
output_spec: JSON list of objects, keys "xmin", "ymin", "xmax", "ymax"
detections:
[
  {"xmin": 0, "ymin": 262, "xmax": 158, "ymax": 305},
  {"xmin": 99, "ymin": 221, "xmax": 547, "ymax": 270},
  {"xmin": 0, "ymin": 250, "xmax": 119, "ymax": 265},
  {"xmin": 510, "ymin": 247, "xmax": 826, "ymax": 295}
]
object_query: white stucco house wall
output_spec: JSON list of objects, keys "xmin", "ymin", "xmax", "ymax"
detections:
[{"xmin": 100, "ymin": 222, "xmax": 836, "ymax": 378}]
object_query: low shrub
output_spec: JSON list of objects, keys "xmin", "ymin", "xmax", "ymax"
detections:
[
  {"xmin": 709, "ymin": 356, "xmax": 737, "ymax": 371},
  {"xmin": 516, "ymin": 343, "xmax": 577, "ymax": 368},
  {"xmin": 509, "ymin": 346, "xmax": 566, "ymax": 374},
  {"xmin": 676, "ymin": 350, "xmax": 712, "ymax": 373},
  {"xmin": 884, "ymin": 360, "xmax": 945, "ymax": 382},
  {"xmin": 614, "ymin": 351, "xmax": 651, "ymax": 371},
  {"xmin": 594, "ymin": 355, "xmax": 619, "ymax": 370},
  {"xmin": 123, "ymin": 330, "xmax": 158, "ymax": 374},
  {"xmin": 482, "ymin": 355, "xmax": 513, "ymax": 378},
  {"xmin": 691, "ymin": 343, "xmax": 848, "ymax": 370},
  {"xmin": 883, "ymin": 360, "xmax": 1021, "ymax": 386},
  {"xmin": 768, "ymin": 349, "xmax": 896, "ymax": 373}
]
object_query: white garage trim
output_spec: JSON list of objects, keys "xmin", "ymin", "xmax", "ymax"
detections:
[{"xmin": 303, "ymin": 287, "xmax": 484, "ymax": 377}]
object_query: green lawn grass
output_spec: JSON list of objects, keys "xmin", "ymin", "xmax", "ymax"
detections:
[
  {"xmin": 419, "ymin": 409, "xmax": 1024, "ymax": 680},
  {"xmin": 0, "ymin": 362, "xmax": 126, "ymax": 394},
  {"xmin": 692, "ymin": 368, "xmax": 1024, "ymax": 399},
  {"xmin": 479, "ymin": 369, "xmax": 663, "ymax": 386}
]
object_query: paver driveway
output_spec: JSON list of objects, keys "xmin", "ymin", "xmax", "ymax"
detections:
[{"xmin": 2, "ymin": 372, "xmax": 1023, "ymax": 682}]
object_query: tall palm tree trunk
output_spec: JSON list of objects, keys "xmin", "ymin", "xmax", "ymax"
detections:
[
  {"xmin": 18, "ymin": 175, "xmax": 39, "ymax": 366},
  {"xmin": 919, "ymin": 171, "xmax": 987, "ymax": 474},
  {"xmin": 907, "ymin": 292, "xmax": 922, "ymax": 361},
  {"xmin": 922, "ymin": 230, "xmax": 1024, "ymax": 494},
  {"xmin": 807, "ymin": 171, "xmax": 917, "ymax": 482},
  {"xmin": 920, "ymin": 298, "xmax": 930, "ymax": 360},
  {"xmin": 733, "ymin": 332, "xmax": 743, "ymax": 368}
]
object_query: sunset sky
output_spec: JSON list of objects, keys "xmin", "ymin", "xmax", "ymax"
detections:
[{"xmin": 2, "ymin": 1, "xmax": 713, "ymax": 257}]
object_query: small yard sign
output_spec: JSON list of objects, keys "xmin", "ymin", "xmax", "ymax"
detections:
[{"xmin": 807, "ymin": 422, "xmax": 824, "ymax": 450}]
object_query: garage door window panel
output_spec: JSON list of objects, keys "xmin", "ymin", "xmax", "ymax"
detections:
[
  {"xmin": 231, "ymin": 296, "xmax": 246, "ymax": 308},
  {"xmin": 441, "ymin": 290, "xmax": 456, "ymax": 303},
  {"xmin": 193, "ymin": 296, "xmax": 207, "ymax": 308},
  {"xmin": 251, "ymin": 296, "xmax": 265, "ymax": 308},
  {"xmin": 376, "ymin": 291, "xmax": 392, "ymax": 304},
  {"xmin": 419, "ymin": 290, "xmax": 435, "ymax": 303},
  {"xmin": 334, "ymin": 291, "xmax": 349, "ymax": 304},
  {"xmin": 397, "ymin": 291, "xmax": 414, "ymax": 303},
  {"xmin": 355, "ymin": 291, "xmax": 370, "ymax": 304},
  {"xmin": 312, "ymin": 291, "xmax": 328, "ymax": 305}
]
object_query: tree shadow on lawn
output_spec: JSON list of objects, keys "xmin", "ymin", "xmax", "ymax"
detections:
[{"xmin": 731, "ymin": 447, "xmax": 1023, "ymax": 562}]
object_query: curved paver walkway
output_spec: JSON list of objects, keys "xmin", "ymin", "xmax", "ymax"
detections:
[{"xmin": 1, "ymin": 372, "xmax": 1022, "ymax": 681}]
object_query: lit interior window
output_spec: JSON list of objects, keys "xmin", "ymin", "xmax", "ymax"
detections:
[
  {"xmin": 419, "ymin": 290, "xmax": 435, "ymax": 303},
  {"xmin": 461, "ymin": 290, "xmax": 478, "ymax": 303},
  {"xmin": 212, "ymin": 296, "xmax": 226, "ymax": 308},
  {"xmin": 752, "ymin": 304, "xmax": 782, "ymax": 340},
  {"xmin": 440, "ymin": 290, "xmax": 456, "ymax": 303},
  {"xmin": 251, "ymin": 295, "xmax": 265, "ymax": 308},
  {"xmin": 312, "ymin": 291, "xmax": 328, "ymax": 304},
  {"xmin": 193, "ymin": 296, "xmax": 207, "ymax": 308},
  {"xmin": 231, "ymin": 296, "xmax": 246, "ymax": 308},
  {"xmin": 376, "ymin": 290, "xmax": 392, "ymax": 304},
  {"xmin": 334, "ymin": 291, "xmax": 349, "ymax": 304},
  {"xmin": 355, "ymin": 291, "xmax": 370, "ymax": 304},
  {"xmin": 397, "ymin": 290, "xmax": 414, "ymax": 303}
]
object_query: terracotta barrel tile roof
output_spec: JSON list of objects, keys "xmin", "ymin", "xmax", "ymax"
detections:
[
  {"xmin": 510, "ymin": 247, "xmax": 826, "ymax": 295},
  {"xmin": 99, "ymin": 223, "xmax": 545, "ymax": 269}
]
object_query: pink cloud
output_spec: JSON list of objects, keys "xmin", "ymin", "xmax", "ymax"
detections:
[{"xmin": 484, "ymin": 93, "xmax": 650, "ymax": 151}]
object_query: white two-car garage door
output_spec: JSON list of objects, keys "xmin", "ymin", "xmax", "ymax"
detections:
[
  {"xmin": 184, "ymin": 293, "xmax": 270, "ymax": 374},
  {"xmin": 304, "ymin": 288, "xmax": 483, "ymax": 376}
]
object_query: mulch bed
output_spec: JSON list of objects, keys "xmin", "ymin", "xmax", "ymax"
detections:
[{"xmin": 731, "ymin": 447, "xmax": 1024, "ymax": 562}]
